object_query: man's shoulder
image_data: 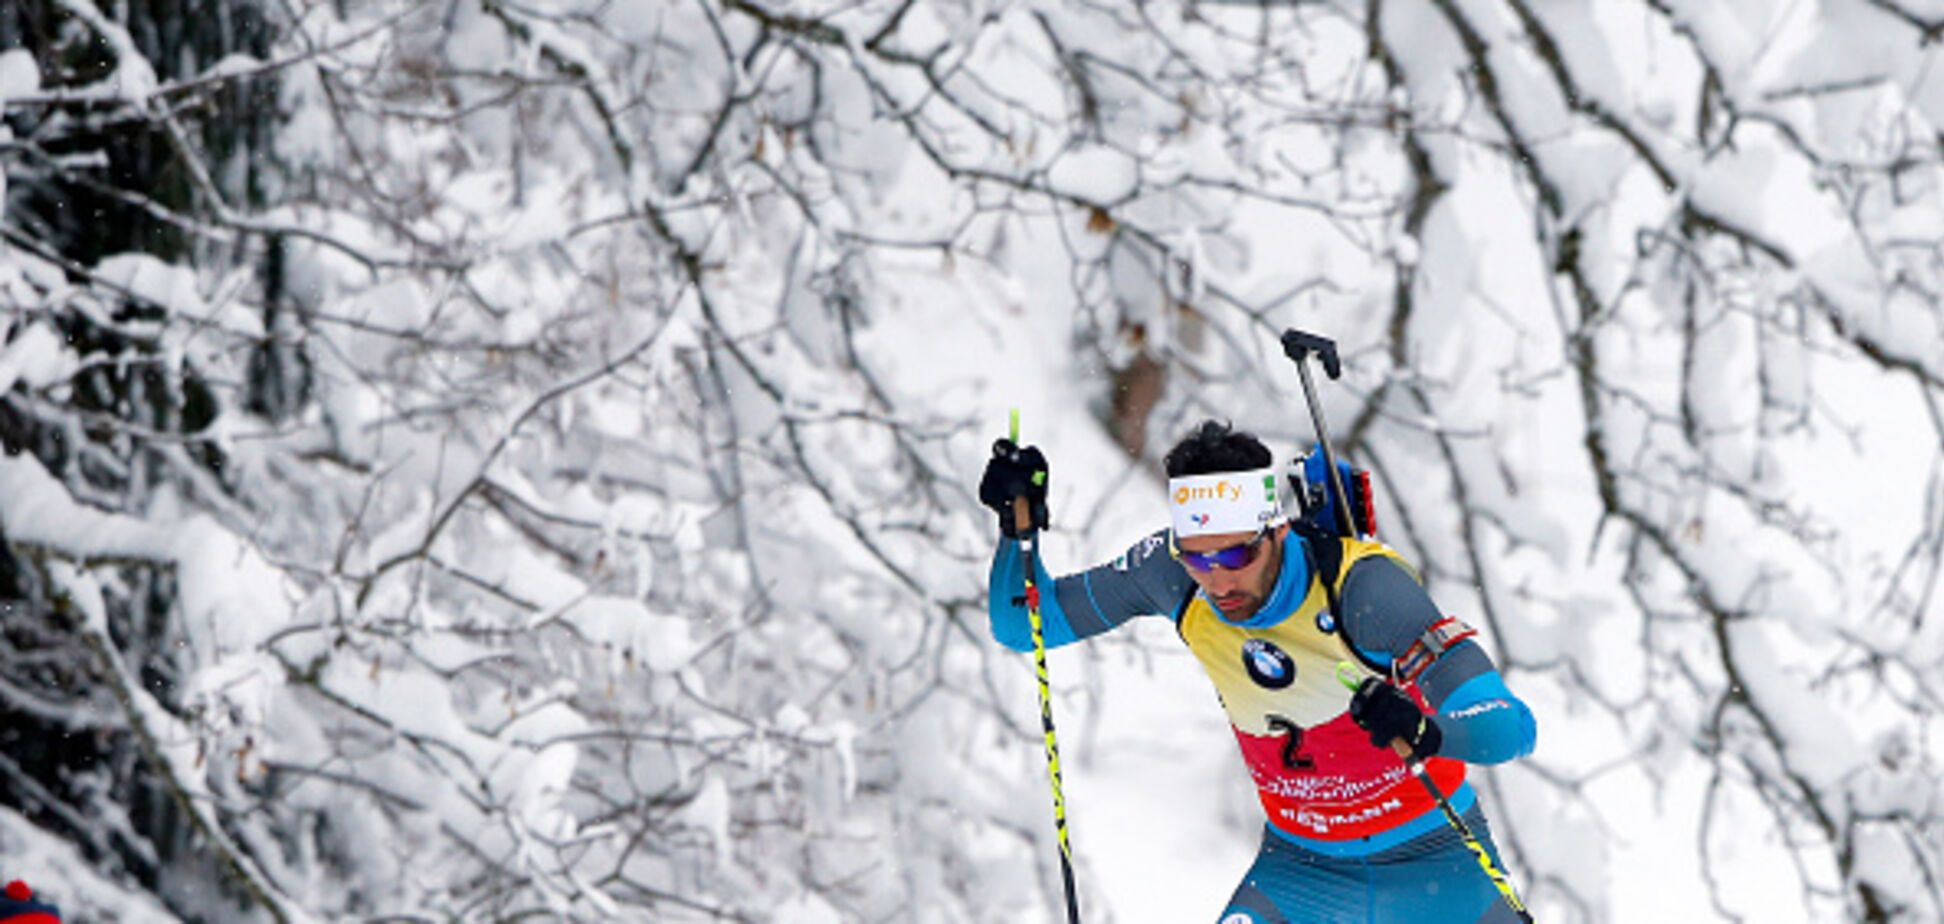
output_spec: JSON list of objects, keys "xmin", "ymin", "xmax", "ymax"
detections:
[
  {"xmin": 1340, "ymin": 537, "xmax": 1417, "ymax": 577},
  {"xmin": 1287, "ymin": 527, "xmax": 1420, "ymax": 586}
]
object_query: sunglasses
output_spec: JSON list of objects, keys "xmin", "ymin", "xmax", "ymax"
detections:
[{"xmin": 1172, "ymin": 528, "xmax": 1270, "ymax": 573}]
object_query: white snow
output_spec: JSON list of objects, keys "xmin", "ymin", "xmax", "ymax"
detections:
[
  {"xmin": 54, "ymin": 0, "xmax": 159, "ymax": 102},
  {"xmin": 0, "ymin": 49, "xmax": 40, "ymax": 104},
  {"xmin": 0, "ymin": 807, "xmax": 183, "ymax": 923},
  {"xmin": 7, "ymin": 0, "xmax": 1944, "ymax": 921},
  {"xmin": 1045, "ymin": 145, "xmax": 1140, "ymax": 205},
  {"xmin": 0, "ymin": 455, "xmax": 293, "ymax": 663},
  {"xmin": 0, "ymin": 322, "xmax": 78, "ymax": 394}
]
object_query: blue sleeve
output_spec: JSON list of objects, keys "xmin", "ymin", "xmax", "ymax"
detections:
[
  {"xmin": 987, "ymin": 529, "xmax": 1195, "ymax": 653},
  {"xmin": 988, "ymin": 539, "xmax": 1081, "ymax": 652},
  {"xmin": 1427, "ymin": 672, "xmax": 1537, "ymax": 765},
  {"xmin": 1338, "ymin": 555, "xmax": 1537, "ymax": 765}
]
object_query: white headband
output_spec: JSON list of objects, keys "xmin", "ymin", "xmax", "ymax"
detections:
[{"xmin": 1168, "ymin": 467, "xmax": 1282, "ymax": 538}]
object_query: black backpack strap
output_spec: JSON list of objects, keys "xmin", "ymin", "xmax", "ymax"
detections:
[
  {"xmin": 1287, "ymin": 518, "xmax": 1342, "ymax": 594},
  {"xmin": 1288, "ymin": 520, "xmax": 1389, "ymax": 674}
]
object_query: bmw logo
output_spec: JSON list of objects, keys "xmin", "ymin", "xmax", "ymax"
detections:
[
  {"xmin": 1241, "ymin": 639, "xmax": 1295, "ymax": 689},
  {"xmin": 1316, "ymin": 610, "xmax": 1337, "ymax": 634}
]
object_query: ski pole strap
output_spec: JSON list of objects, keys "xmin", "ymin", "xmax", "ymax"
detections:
[{"xmin": 1392, "ymin": 616, "xmax": 1478, "ymax": 686}]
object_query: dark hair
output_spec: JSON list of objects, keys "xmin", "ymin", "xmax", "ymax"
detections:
[{"xmin": 1164, "ymin": 420, "xmax": 1272, "ymax": 477}]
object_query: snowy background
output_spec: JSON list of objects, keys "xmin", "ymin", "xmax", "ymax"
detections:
[{"xmin": 2, "ymin": 0, "xmax": 1943, "ymax": 921}]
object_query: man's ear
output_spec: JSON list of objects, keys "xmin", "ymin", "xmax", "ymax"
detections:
[{"xmin": 1272, "ymin": 522, "xmax": 1291, "ymax": 541}]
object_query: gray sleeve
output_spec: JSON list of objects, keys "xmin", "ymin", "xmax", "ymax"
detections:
[
  {"xmin": 1338, "ymin": 556, "xmax": 1494, "ymax": 708},
  {"xmin": 1050, "ymin": 528, "xmax": 1197, "ymax": 638}
]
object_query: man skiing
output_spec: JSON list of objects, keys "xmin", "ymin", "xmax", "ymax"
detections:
[{"xmin": 979, "ymin": 420, "xmax": 1537, "ymax": 923}]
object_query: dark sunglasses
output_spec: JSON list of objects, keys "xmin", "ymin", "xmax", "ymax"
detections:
[{"xmin": 1172, "ymin": 528, "xmax": 1270, "ymax": 573}]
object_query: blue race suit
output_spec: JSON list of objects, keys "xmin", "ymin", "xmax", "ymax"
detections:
[{"xmin": 989, "ymin": 527, "xmax": 1536, "ymax": 923}]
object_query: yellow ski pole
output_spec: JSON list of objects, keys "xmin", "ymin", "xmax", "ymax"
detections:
[
  {"xmin": 1335, "ymin": 663, "xmax": 1533, "ymax": 922},
  {"xmin": 1288, "ymin": 329, "xmax": 1531, "ymax": 920},
  {"xmin": 1006, "ymin": 409, "xmax": 1081, "ymax": 923}
]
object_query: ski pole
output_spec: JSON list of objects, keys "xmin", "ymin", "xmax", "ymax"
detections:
[
  {"xmin": 1336, "ymin": 665, "xmax": 1534, "ymax": 922},
  {"xmin": 1286, "ymin": 330, "xmax": 1534, "ymax": 921},
  {"xmin": 1002, "ymin": 409, "xmax": 1082, "ymax": 924},
  {"xmin": 1280, "ymin": 329, "xmax": 1359, "ymax": 538}
]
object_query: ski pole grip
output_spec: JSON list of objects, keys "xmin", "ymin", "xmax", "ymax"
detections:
[
  {"xmin": 1338, "ymin": 663, "xmax": 1417, "ymax": 761},
  {"xmin": 1282, "ymin": 329, "xmax": 1342, "ymax": 380},
  {"xmin": 1006, "ymin": 408, "xmax": 1034, "ymax": 536}
]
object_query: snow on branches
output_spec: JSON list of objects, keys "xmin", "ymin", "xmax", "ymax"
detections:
[{"xmin": 2, "ymin": 0, "xmax": 1942, "ymax": 922}]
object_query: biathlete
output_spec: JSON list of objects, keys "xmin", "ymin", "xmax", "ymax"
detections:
[{"xmin": 979, "ymin": 420, "xmax": 1537, "ymax": 923}]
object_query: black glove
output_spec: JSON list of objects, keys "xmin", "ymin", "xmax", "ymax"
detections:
[
  {"xmin": 1349, "ymin": 678, "xmax": 1442, "ymax": 758},
  {"xmin": 978, "ymin": 439, "xmax": 1049, "ymax": 539}
]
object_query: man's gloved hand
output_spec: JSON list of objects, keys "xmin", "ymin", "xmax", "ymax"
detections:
[
  {"xmin": 979, "ymin": 439, "xmax": 1049, "ymax": 539},
  {"xmin": 1350, "ymin": 677, "xmax": 1442, "ymax": 758}
]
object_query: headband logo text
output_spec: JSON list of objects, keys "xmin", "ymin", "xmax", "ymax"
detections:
[{"xmin": 1174, "ymin": 481, "xmax": 1243, "ymax": 505}]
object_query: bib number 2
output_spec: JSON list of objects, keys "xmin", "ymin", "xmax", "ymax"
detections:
[{"xmin": 1265, "ymin": 714, "xmax": 1313, "ymax": 771}]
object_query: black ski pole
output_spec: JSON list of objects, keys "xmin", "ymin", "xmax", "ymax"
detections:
[
  {"xmin": 1284, "ymin": 329, "xmax": 1535, "ymax": 923},
  {"xmin": 1337, "ymin": 668, "xmax": 1534, "ymax": 921},
  {"xmin": 1280, "ymin": 329, "xmax": 1358, "ymax": 538},
  {"xmin": 1001, "ymin": 410, "xmax": 1082, "ymax": 924}
]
